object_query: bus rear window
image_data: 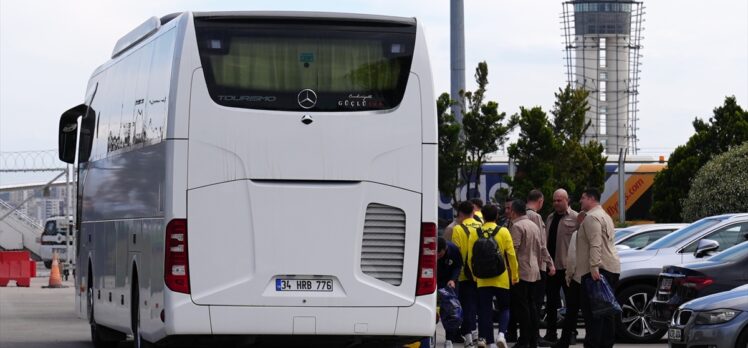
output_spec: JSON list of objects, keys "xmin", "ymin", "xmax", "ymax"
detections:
[{"xmin": 194, "ymin": 19, "xmax": 416, "ymax": 112}]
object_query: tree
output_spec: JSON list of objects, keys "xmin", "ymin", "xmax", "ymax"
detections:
[
  {"xmin": 681, "ymin": 142, "xmax": 748, "ymax": 222},
  {"xmin": 460, "ymin": 62, "xmax": 514, "ymax": 198},
  {"xmin": 651, "ymin": 97, "xmax": 748, "ymax": 222},
  {"xmin": 506, "ymin": 106, "xmax": 558, "ymax": 208},
  {"xmin": 551, "ymin": 86, "xmax": 606, "ymax": 208},
  {"xmin": 506, "ymin": 86, "xmax": 606, "ymax": 214},
  {"xmin": 437, "ymin": 92, "xmax": 465, "ymax": 208}
]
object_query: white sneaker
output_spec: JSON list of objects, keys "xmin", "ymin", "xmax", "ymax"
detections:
[
  {"xmin": 444, "ymin": 340, "xmax": 453, "ymax": 348},
  {"xmin": 489, "ymin": 344, "xmax": 498, "ymax": 348},
  {"xmin": 464, "ymin": 333, "xmax": 474, "ymax": 347},
  {"xmin": 465, "ymin": 334, "xmax": 475, "ymax": 348},
  {"xmin": 496, "ymin": 332, "xmax": 508, "ymax": 348},
  {"xmin": 476, "ymin": 338, "xmax": 488, "ymax": 348}
]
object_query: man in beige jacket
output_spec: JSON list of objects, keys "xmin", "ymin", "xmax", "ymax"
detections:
[
  {"xmin": 575, "ymin": 188, "xmax": 620, "ymax": 348},
  {"xmin": 542, "ymin": 189, "xmax": 579, "ymax": 344},
  {"xmin": 509, "ymin": 199, "xmax": 543, "ymax": 348},
  {"xmin": 526, "ymin": 190, "xmax": 555, "ymax": 346}
]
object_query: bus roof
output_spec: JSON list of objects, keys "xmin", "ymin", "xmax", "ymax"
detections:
[{"xmin": 191, "ymin": 11, "xmax": 416, "ymax": 26}]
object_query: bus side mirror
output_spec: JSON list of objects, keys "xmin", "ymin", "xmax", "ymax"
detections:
[
  {"xmin": 694, "ymin": 239, "xmax": 719, "ymax": 258},
  {"xmin": 58, "ymin": 104, "xmax": 88, "ymax": 164},
  {"xmin": 59, "ymin": 104, "xmax": 86, "ymax": 163}
]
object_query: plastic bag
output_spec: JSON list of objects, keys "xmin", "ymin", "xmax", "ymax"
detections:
[
  {"xmin": 438, "ymin": 287, "xmax": 463, "ymax": 332},
  {"xmin": 583, "ymin": 274, "xmax": 622, "ymax": 319}
]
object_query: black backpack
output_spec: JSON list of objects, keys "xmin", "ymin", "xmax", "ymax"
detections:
[
  {"xmin": 458, "ymin": 223, "xmax": 478, "ymax": 280},
  {"xmin": 470, "ymin": 227, "xmax": 506, "ymax": 279}
]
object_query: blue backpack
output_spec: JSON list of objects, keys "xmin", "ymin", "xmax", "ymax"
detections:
[{"xmin": 438, "ymin": 287, "xmax": 463, "ymax": 332}]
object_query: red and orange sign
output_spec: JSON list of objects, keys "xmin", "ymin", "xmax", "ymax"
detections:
[{"xmin": 602, "ymin": 164, "xmax": 664, "ymax": 220}]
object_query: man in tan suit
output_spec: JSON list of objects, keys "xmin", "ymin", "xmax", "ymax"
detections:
[
  {"xmin": 542, "ymin": 189, "xmax": 579, "ymax": 344},
  {"xmin": 526, "ymin": 190, "xmax": 554, "ymax": 346},
  {"xmin": 509, "ymin": 199, "xmax": 543, "ymax": 348},
  {"xmin": 575, "ymin": 188, "xmax": 620, "ymax": 348}
]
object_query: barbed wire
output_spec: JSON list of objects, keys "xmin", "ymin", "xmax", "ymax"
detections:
[{"xmin": 0, "ymin": 150, "xmax": 67, "ymax": 173}]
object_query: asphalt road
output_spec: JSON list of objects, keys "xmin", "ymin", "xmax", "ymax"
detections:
[{"xmin": 0, "ymin": 265, "xmax": 668, "ymax": 348}]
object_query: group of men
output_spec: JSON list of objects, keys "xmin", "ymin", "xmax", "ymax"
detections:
[{"xmin": 437, "ymin": 188, "xmax": 621, "ymax": 348}]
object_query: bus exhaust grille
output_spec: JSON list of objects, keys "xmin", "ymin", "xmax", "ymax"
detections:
[{"xmin": 361, "ymin": 203, "xmax": 406, "ymax": 286}]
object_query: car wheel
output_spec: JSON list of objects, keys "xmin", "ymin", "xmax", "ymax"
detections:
[
  {"xmin": 736, "ymin": 326, "xmax": 748, "ymax": 348},
  {"xmin": 616, "ymin": 284, "xmax": 667, "ymax": 343}
]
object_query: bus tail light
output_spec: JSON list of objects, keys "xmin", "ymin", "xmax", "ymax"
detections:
[
  {"xmin": 416, "ymin": 222, "xmax": 437, "ymax": 296},
  {"xmin": 165, "ymin": 219, "xmax": 190, "ymax": 294}
]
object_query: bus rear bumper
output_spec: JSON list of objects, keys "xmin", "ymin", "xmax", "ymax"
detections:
[{"xmin": 164, "ymin": 291, "xmax": 435, "ymax": 337}]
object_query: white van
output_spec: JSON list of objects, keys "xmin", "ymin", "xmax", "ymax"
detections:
[
  {"xmin": 58, "ymin": 11, "xmax": 437, "ymax": 347},
  {"xmin": 39, "ymin": 216, "xmax": 73, "ymax": 268}
]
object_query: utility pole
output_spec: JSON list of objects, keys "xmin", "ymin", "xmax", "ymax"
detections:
[
  {"xmin": 450, "ymin": 0, "xmax": 466, "ymax": 125},
  {"xmin": 618, "ymin": 148, "xmax": 628, "ymax": 224}
]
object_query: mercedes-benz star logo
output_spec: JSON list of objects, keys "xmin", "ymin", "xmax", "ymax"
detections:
[{"xmin": 297, "ymin": 89, "xmax": 317, "ymax": 109}]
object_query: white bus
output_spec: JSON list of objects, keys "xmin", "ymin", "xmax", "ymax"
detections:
[{"xmin": 58, "ymin": 11, "xmax": 437, "ymax": 347}]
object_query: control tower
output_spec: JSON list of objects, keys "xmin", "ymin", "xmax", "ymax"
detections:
[{"xmin": 562, "ymin": 0, "xmax": 644, "ymax": 154}]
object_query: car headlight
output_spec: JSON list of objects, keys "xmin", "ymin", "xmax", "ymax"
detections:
[{"xmin": 694, "ymin": 309, "xmax": 741, "ymax": 325}]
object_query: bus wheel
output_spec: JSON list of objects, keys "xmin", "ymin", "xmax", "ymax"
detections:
[
  {"xmin": 89, "ymin": 270, "xmax": 124, "ymax": 348},
  {"xmin": 132, "ymin": 276, "xmax": 157, "ymax": 348},
  {"xmin": 44, "ymin": 261, "xmax": 52, "ymax": 269}
]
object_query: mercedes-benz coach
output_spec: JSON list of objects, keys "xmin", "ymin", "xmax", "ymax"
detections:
[{"xmin": 58, "ymin": 11, "xmax": 437, "ymax": 347}]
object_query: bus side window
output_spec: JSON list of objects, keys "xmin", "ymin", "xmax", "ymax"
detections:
[{"xmin": 145, "ymin": 29, "xmax": 176, "ymax": 144}]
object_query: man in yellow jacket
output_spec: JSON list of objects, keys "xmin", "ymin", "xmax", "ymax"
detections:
[
  {"xmin": 452, "ymin": 201, "xmax": 484, "ymax": 346},
  {"xmin": 468, "ymin": 204, "xmax": 519, "ymax": 348}
]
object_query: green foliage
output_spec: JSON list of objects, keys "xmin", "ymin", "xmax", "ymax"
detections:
[
  {"xmin": 460, "ymin": 62, "xmax": 515, "ymax": 197},
  {"xmin": 507, "ymin": 86, "xmax": 606, "ymax": 215},
  {"xmin": 681, "ymin": 142, "xmax": 748, "ymax": 222},
  {"xmin": 437, "ymin": 93, "xmax": 465, "ymax": 208},
  {"xmin": 651, "ymin": 97, "xmax": 748, "ymax": 222},
  {"xmin": 506, "ymin": 106, "xmax": 558, "ymax": 209},
  {"xmin": 551, "ymin": 86, "xmax": 591, "ymax": 143}
]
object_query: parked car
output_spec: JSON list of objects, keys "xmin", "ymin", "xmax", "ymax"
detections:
[
  {"xmin": 615, "ymin": 213, "xmax": 748, "ymax": 343},
  {"xmin": 668, "ymin": 284, "xmax": 748, "ymax": 348},
  {"xmin": 615, "ymin": 224, "xmax": 687, "ymax": 251},
  {"xmin": 652, "ymin": 240, "xmax": 748, "ymax": 329}
]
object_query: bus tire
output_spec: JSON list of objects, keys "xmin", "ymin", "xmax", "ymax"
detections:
[
  {"xmin": 132, "ymin": 272, "xmax": 157, "ymax": 348},
  {"xmin": 44, "ymin": 261, "xmax": 52, "ymax": 269},
  {"xmin": 88, "ymin": 266, "xmax": 124, "ymax": 348}
]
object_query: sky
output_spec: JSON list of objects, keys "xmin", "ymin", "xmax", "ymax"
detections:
[{"xmin": 1, "ymin": 0, "xmax": 747, "ymax": 186}]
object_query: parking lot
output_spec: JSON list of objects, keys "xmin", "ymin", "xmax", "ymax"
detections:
[{"xmin": 0, "ymin": 264, "xmax": 668, "ymax": 348}]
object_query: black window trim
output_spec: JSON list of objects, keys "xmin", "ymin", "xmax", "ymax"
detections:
[{"xmin": 194, "ymin": 18, "xmax": 417, "ymax": 113}]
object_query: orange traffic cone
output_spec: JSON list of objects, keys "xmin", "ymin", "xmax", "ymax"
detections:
[{"xmin": 44, "ymin": 252, "xmax": 64, "ymax": 288}]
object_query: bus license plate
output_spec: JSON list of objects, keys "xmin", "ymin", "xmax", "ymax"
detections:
[
  {"xmin": 276, "ymin": 279, "xmax": 333, "ymax": 292},
  {"xmin": 669, "ymin": 328, "xmax": 682, "ymax": 341}
]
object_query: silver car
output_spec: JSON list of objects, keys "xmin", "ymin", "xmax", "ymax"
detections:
[
  {"xmin": 615, "ymin": 213, "xmax": 748, "ymax": 343},
  {"xmin": 615, "ymin": 223, "xmax": 687, "ymax": 251},
  {"xmin": 668, "ymin": 284, "xmax": 748, "ymax": 348}
]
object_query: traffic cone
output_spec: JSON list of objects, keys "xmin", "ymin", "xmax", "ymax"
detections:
[{"xmin": 44, "ymin": 252, "xmax": 64, "ymax": 288}]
